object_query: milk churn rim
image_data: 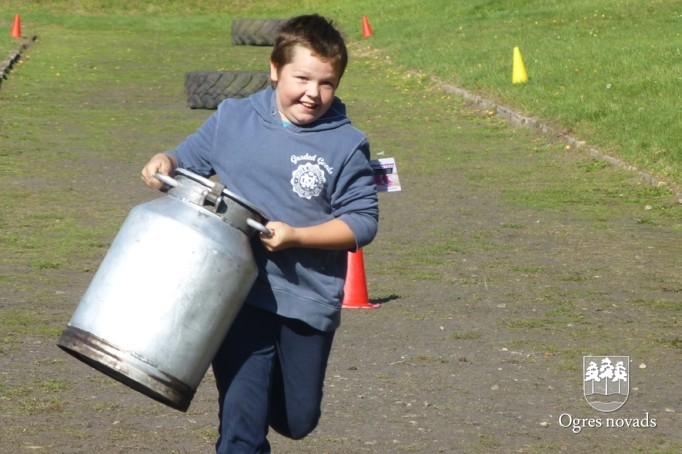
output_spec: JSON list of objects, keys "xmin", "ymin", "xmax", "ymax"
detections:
[{"xmin": 174, "ymin": 168, "xmax": 268, "ymax": 220}]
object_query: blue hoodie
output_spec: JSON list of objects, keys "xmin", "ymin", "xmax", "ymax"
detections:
[{"xmin": 168, "ymin": 87, "xmax": 379, "ymax": 331}]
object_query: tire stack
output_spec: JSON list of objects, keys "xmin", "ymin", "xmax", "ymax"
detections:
[{"xmin": 184, "ymin": 19, "xmax": 286, "ymax": 109}]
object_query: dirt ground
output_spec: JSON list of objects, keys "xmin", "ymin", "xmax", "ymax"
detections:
[{"xmin": 1, "ymin": 35, "xmax": 680, "ymax": 453}]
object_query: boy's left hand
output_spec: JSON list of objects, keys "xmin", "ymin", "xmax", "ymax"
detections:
[{"xmin": 259, "ymin": 221, "xmax": 297, "ymax": 252}]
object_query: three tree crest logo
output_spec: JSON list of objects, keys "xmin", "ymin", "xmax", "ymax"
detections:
[{"xmin": 583, "ymin": 356, "xmax": 629, "ymax": 412}]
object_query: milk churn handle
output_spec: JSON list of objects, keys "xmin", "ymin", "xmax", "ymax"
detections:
[
  {"xmin": 246, "ymin": 218, "xmax": 272, "ymax": 237},
  {"xmin": 153, "ymin": 172, "xmax": 178, "ymax": 188},
  {"xmin": 153, "ymin": 171, "xmax": 272, "ymax": 237}
]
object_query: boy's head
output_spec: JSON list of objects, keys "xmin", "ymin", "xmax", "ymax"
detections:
[
  {"xmin": 270, "ymin": 15, "xmax": 348, "ymax": 126},
  {"xmin": 271, "ymin": 14, "xmax": 348, "ymax": 82}
]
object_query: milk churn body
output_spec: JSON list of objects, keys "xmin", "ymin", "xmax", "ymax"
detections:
[{"xmin": 58, "ymin": 170, "xmax": 268, "ymax": 412}]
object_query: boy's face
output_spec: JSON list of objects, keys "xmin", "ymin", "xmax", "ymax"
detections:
[{"xmin": 270, "ymin": 44, "xmax": 340, "ymax": 126}]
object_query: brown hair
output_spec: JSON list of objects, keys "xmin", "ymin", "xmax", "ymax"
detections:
[{"xmin": 270, "ymin": 14, "xmax": 348, "ymax": 81}]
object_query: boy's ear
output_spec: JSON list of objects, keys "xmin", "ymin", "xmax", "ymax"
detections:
[{"xmin": 269, "ymin": 60, "xmax": 279, "ymax": 84}]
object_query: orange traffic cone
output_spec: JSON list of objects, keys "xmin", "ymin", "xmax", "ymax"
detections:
[
  {"xmin": 342, "ymin": 249, "xmax": 380, "ymax": 309},
  {"xmin": 361, "ymin": 15, "xmax": 373, "ymax": 38},
  {"xmin": 10, "ymin": 14, "xmax": 21, "ymax": 38}
]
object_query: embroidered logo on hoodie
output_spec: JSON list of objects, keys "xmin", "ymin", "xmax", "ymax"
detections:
[{"xmin": 290, "ymin": 154, "xmax": 334, "ymax": 199}]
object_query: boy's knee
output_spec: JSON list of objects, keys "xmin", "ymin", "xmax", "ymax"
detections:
[{"xmin": 271, "ymin": 406, "xmax": 321, "ymax": 439}]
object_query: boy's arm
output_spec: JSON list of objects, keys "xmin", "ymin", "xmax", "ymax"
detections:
[{"xmin": 259, "ymin": 218, "xmax": 357, "ymax": 252}]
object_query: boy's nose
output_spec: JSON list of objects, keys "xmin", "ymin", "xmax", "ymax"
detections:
[{"xmin": 306, "ymin": 82, "xmax": 320, "ymax": 98}]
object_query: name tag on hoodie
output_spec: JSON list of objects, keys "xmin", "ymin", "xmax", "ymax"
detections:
[{"xmin": 370, "ymin": 157, "xmax": 401, "ymax": 193}]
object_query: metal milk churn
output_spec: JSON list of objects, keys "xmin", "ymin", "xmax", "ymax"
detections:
[{"xmin": 58, "ymin": 168, "xmax": 270, "ymax": 412}]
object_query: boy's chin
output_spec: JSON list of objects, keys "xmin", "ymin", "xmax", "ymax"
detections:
[{"xmin": 289, "ymin": 112, "xmax": 321, "ymax": 126}]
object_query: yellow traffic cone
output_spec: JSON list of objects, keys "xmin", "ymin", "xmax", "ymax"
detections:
[{"xmin": 512, "ymin": 46, "xmax": 528, "ymax": 84}]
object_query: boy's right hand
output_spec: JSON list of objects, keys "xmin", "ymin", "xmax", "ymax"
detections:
[{"xmin": 141, "ymin": 153, "xmax": 177, "ymax": 190}]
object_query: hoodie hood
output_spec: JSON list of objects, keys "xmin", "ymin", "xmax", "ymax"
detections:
[{"xmin": 251, "ymin": 86, "xmax": 351, "ymax": 132}]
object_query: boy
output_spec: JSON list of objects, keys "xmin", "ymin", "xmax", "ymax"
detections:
[{"xmin": 141, "ymin": 14, "xmax": 379, "ymax": 453}]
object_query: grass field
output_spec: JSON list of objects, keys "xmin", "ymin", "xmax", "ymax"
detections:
[{"xmin": 1, "ymin": 0, "xmax": 680, "ymax": 189}]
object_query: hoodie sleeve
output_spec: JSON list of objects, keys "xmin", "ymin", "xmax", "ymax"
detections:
[
  {"xmin": 165, "ymin": 106, "xmax": 221, "ymax": 177},
  {"xmin": 332, "ymin": 139, "xmax": 379, "ymax": 250}
]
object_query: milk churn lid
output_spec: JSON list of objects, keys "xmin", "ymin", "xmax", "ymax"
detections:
[{"xmin": 154, "ymin": 168, "xmax": 271, "ymax": 237}]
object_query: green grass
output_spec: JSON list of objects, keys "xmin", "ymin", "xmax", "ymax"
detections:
[
  {"xmin": 0, "ymin": 308, "xmax": 64, "ymax": 340},
  {"xmin": 358, "ymin": 0, "xmax": 682, "ymax": 184},
  {"xmin": 5, "ymin": 0, "xmax": 679, "ymax": 186}
]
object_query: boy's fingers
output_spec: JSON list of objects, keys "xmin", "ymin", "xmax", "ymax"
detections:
[{"xmin": 141, "ymin": 165, "xmax": 164, "ymax": 189}]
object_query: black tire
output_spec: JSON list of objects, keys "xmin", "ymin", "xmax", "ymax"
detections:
[
  {"xmin": 184, "ymin": 71, "xmax": 270, "ymax": 109},
  {"xmin": 231, "ymin": 19, "xmax": 286, "ymax": 46}
]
